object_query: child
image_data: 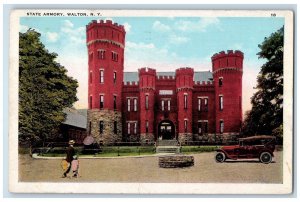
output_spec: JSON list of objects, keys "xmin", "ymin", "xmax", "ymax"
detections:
[{"xmin": 71, "ymin": 155, "xmax": 79, "ymax": 178}]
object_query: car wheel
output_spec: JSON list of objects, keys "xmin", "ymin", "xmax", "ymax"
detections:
[
  {"xmin": 215, "ymin": 152, "xmax": 226, "ymax": 163},
  {"xmin": 260, "ymin": 152, "xmax": 272, "ymax": 164}
]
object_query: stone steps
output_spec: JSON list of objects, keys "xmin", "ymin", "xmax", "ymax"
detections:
[
  {"xmin": 156, "ymin": 146, "xmax": 180, "ymax": 153},
  {"xmin": 157, "ymin": 139, "xmax": 179, "ymax": 146}
]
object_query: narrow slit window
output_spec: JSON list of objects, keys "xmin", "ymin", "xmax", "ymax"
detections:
[
  {"xmin": 134, "ymin": 122, "xmax": 137, "ymax": 134},
  {"xmin": 219, "ymin": 96, "xmax": 223, "ymax": 111},
  {"xmin": 113, "ymin": 72, "xmax": 117, "ymax": 84},
  {"xmin": 146, "ymin": 120, "xmax": 149, "ymax": 133},
  {"xmin": 114, "ymin": 121, "xmax": 117, "ymax": 134},
  {"xmin": 184, "ymin": 94, "xmax": 188, "ymax": 109},
  {"xmin": 167, "ymin": 100, "xmax": 171, "ymax": 111},
  {"xmin": 99, "ymin": 121, "xmax": 104, "ymax": 134},
  {"xmin": 145, "ymin": 95, "xmax": 149, "ymax": 110},
  {"xmin": 114, "ymin": 96, "xmax": 117, "ymax": 110},
  {"xmin": 127, "ymin": 122, "xmax": 131, "ymax": 135},
  {"xmin": 184, "ymin": 120, "xmax": 188, "ymax": 133},
  {"xmin": 198, "ymin": 98, "xmax": 201, "ymax": 111},
  {"xmin": 161, "ymin": 100, "xmax": 164, "ymax": 111}
]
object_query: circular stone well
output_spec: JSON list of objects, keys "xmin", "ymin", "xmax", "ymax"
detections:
[{"xmin": 159, "ymin": 155, "xmax": 194, "ymax": 168}]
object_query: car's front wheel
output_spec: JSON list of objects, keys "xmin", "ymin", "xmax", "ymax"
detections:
[
  {"xmin": 259, "ymin": 152, "xmax": 272, "ymax": 164},
  {"xmin": 215, "ymin": 152, "xmax": 226, "ymax": 163}
]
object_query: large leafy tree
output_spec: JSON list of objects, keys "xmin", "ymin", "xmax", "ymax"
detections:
[
  {"xmin": 19, "ymin": 29, "xmax": 78, "ymax": 147},
  {"xmin": 243, "ymin": 27, "xmax": 283, "ymax": 137}
]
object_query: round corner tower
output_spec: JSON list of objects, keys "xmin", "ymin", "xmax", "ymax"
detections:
[
  {"xmin": 86, "ymin": 20, "xmax": 126, "ymax": 145},
  {"xmin": 175, "ymin": 67, "xmax": 194, "ymax": 143},
  {"xmin": 211, "ymin": 50, "xmax": 243, "ymax": 136},
  {"xmin": 138, "ymin": 67, "xmax": 156, "ymax": 142}
]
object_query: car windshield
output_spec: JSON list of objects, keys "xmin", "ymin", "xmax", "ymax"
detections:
[{"xmin": 239, "ymin": 137, "xmax": 275, "ymax": 146}]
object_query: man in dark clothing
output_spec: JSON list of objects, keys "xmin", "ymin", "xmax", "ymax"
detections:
[{"xmin": 62, "ymin": 140, "xmax": 75, "ymax": 178}]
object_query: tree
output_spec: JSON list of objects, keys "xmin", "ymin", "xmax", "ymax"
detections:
[
  {"xmin": 242, "ymin": 27, "xmax": 283, "ymax": 136},
  {"xmin": 19, "ymin": 29, "xmax": 78, "ymax": 149}
]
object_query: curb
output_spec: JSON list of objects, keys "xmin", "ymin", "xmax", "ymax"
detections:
[{"xmin": 31, "ymin": 153, "xmax": 177, "ymax": 160}]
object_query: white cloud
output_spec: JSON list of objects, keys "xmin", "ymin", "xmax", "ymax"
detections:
[
  {"xmin": 176, "ymin": 17, "xmax": 221, "ymax": 32},
  {"xmin": 123, "ymin": 22, "xmax": 131, "ymax": 32},
  {"xmin": 60, "ymin": 20, "xmax": 85, "ymax": 45},
  {"xmin": 152, "ymin": 21, "xmax": 171, "ymax": 32},
  {"xmin": 63, "ymin": 20, "xmax": 74, "ymax": 28},
  {"xmin": 46, "ymin": 32, "xmax": 59, "ymax": 42},
  {"xmin": 169, "ymin": 34, "xmax": 190, "ymax": 44}
]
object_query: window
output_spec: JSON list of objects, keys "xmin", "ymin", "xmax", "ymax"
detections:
[
  {"xmin": 219, "ymin": 77, "xmax": 223, "ymax": 87},
  {"xmin": 219, "ymin": 96, "xmax": 223, "ymax": 111},
  {"xmin": 89, "ymin": 96, "xmax": 92, "ymax": 108},
  {"xmin": 127, "ymin": 98, "xmax": 131, "ymax": 112},
  {"xmin": 100, "ymin": 95, "xmax": 104, "ymax": 109},
  {"xmin": 113, "ymin": 72, "xmax": 117, "ymax": 84},
  {"xmin": 98, "ymin": 50, "xmax": 105, "ymax": 59},
  {"xmin": 127, "ymin": 122, "xmax": 131, "ymax": 135},
  {"xmin": 114, "ymin": 121, "xmax": 117, "ymax": 134},
  {"xmin": 145, "ymin": 95, "xmax": 149, "ymax": 110},
  {"xmin": 184, "ymin": 120, "xmax": 188, "ymax": 133},
  {"xmin": 134, "ymin": 98, "xmax": 137, "ymax": 111},
  {"xmin": 198, "ymin": 122, "xmax": 202, "ymax": 134},
  {"xmin": 146, "ymin": 120, "xmax": 149, "ymax": 133},
  {"xmin": 134, "ymin": 122, "xmax": 137, "ymax": 134},
  {"xmin": 167, "ymin": 100, "xmax": 171, "ymax": 111},
  {"xmin": 220, "ymin": 120, "xmax": 224, "ymax": 134},
  {"xmin": 114, "ymin": 96, "xmax": 117, "ymax": 110},
  {"xmin": 100, "ymin": 70, "xmax": 104, "ymax": 83},
  {"xmin": 99, "ymin": 121, "xmax": 104, "ymax": 134},
  {"xmin": 198, "ymin": 98, "xmax": 201, "ymax": 111},
  {"xmin": 161, "ymin": 100, "xmax": 165, "ymax": 111},
  {"xmin": 184, "ymin": 94, "xmax": 188, "ymax": 109},
  {"xmin": 112, "ymin": 52, "xmax": 118, "ymax": 61},
  {"xmin": 89, "ymin": 72, "xmax": 92, "ymax": 83},
  {"xmin": 204, "ymin": 98, "xmax": 208, "ymax": 111}
]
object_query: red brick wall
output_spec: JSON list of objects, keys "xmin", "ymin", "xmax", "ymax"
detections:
[
  {"xmin": 86, "ymin": 20, "xmax": 126, "ymax": 111},
  {"xmin": 212, "ymin": 50, "xmax": 243, "ymax": 134}
]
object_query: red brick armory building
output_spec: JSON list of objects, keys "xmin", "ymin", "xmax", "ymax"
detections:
[{"xmin": 86, "ymin": 20, "xmax": 243, "ymax": 145}]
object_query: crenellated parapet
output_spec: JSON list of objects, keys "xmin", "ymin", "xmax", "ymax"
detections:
[
  {"xmin": 86, "ymin": 19, "xmax": 126, "ymax": 47},
  {"xmin": 138, "ymin": 67, "xmax": 156, "ymax": 91},
  {"xmin": 157, "ymin": 75, "xmax": 175, "ymax": 80},
  {"xmin": 175, "ymin": 67, "xmax": 194, "ymax": 90},
  {"xmin": 211, "ymin": 50, "xmax": 244, "ymax": 73}
]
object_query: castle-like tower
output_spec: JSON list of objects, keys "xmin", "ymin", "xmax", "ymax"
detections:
[
  {"xmin": 86, "ymin": 20, "xmax": 126, "ymax": 144},
  {"xmin": 86, "ymin": 20, "xmax": 243, "ymax": 145},
  {"xmin": 212, "ymin": 50, "xmax": 244, "ymax": 135}
]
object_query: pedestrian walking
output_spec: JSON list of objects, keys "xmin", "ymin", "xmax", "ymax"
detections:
[{"xmin": 61, "ymin": 140, "xmax": 75, "ymax": 178}]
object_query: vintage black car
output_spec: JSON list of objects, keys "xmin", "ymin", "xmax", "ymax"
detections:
[{"xmin": 215, "ymin": 135, "xmax": 276, "ymax": 164}]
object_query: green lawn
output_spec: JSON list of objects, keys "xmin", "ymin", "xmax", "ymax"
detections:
[{"xmin": 22, "ymin": 145, "xmax": 219, "ymax": 157}]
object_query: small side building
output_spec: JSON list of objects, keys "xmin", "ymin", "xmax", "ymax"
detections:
[{"xmin": 60, "ymin": 108, "xmax": 87, "ymax": 144}]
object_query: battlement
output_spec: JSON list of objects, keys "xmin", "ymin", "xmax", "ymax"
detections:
[
  {"xmin": 139, "ymin": 67, "xmax": 157, "ymax": 76},
  {"xmin": 211, "ymin": 50, "xmax": 244, "ymax": 71},
  {"xmin": 86, "ymin": 19, "xmax": 125, "ymax": 32},
  {"xmin": 157, "ymin": 75, "xmax": 175, "ymax": 80},
  {"xmin": 211, "ymin": 50, "xmax": 244, "ymax": 61},
  {"xmin": 193, "ymin": 81, "xmax": 214, "ymax": 86},
  {"xmin": 175, "ymin": 67, "xmax": 194, "ymax": 76},
  {"xmin": 123, "ymin": 81, "xmax": 139, "ymax": 86}
]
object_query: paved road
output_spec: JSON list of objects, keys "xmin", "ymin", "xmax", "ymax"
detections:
[{"xmin": 19, "ymin": 151, "xmax": 282, "ymax": 183}]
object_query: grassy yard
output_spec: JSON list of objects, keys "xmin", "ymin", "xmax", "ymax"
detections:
[{"xmin": 181, "ymin": 146, "xmax": 219, "ymax": 154}]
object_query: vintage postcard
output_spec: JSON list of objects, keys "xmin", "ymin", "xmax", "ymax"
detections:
[{"xmin": 9, "ymin": 9, "xmax": 293, "ymax": 194}]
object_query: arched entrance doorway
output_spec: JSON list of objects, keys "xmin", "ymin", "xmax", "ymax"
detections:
[{"xmin": 158, "ymin": 120, "xmax": 175, "ymax": 140}]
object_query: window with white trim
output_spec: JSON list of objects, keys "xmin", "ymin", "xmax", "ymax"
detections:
[
  {"xmin": 220, "ymin": 120, "xmax": 224, "ymax": 134},
  {"xmin": 113, "ymin": 72, "xmax": 117, "ymax": 84},
  {"xmin": 134, "ymin": 98, "xmax": 137, "ymax": 111},
  {"xmin": 134, "ymin": 122, "xmax": 137, "ymax": 134},
  {"xmin": 219, "ymin": 96, "xmax": 223, "ymax": 111},
  {"xmin": 184, "ymin": 120, "xmax": 188, "ymax": 133},
  {"xmin": 127, "ymin": 98, "xmax": 131, "ymax": 112},
  {"xmin": 198, "ymin": 98, "xmax": 201, "ymax": 111},
  {"xmin": 167, "ymin": 100, "xmax": 171, "ymax": 111},
  {"xmin": 184, "ymin": 94, "xmax": 188, "ymax": 109},
  {"xmin": 161, "ymin": 100, "xmax": 165, "ymax": 111},
  {"xmin": 146, "ymin": 120, "xmax": 149, "ymax": 133},
  {"xmin": 100, "ymin": 70, "xmax": 104, "ymax": 83},
  {"xmin": 127, "ymin": 122, "xmax": 131, "ymax": 135},
  {"xmin": 98, "ymin": 50, "xmax": 105, "ymax": 60}
]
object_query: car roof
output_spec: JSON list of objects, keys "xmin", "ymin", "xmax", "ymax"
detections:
[{"xmin": 239, "ymin": 135, "xmax": 276, "ymax": 141}]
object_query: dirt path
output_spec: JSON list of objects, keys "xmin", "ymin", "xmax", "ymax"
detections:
[{"xmin": 19, "ymin": 151, "xmax": 282, "ymax": 183}]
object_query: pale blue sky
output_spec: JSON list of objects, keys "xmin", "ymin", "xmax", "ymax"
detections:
[{"xmin": 20, "ymin": 17, "xmax": 284, "ymax": 114}]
